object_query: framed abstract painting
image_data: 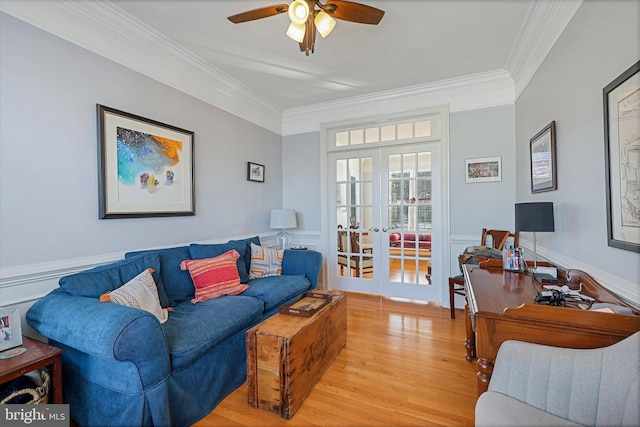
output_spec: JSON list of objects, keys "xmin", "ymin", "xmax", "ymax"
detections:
[{"xmin": 97, "ymin": 105, "xmax": 195, "ymax": 218}]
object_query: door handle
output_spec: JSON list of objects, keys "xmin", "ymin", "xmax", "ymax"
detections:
[
  {"xmin": 382, "ymin": 225, "xmax": 398, "ymax": 232},
  {"xmin": 368, "ymin": 227, "xmax": 379, "ymax": 232}
]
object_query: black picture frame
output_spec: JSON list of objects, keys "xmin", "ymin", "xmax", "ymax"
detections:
[
  {"xmin": 97, "ymin": 105, "xmax": 195, "ymax": 219},
  {"xmin": 529, "ymin": 121, "xmax": 557, "ymax": 193},
  {"xmin": 247, "ymin": 162, "xmax": 265, "ymax": 183},
  {"xmin": 603, "ymin": 60, "xmax": 640, "ymax": 253}
]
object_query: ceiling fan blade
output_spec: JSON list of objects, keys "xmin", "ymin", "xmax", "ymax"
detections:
[
  {"xmin": 227, "ymin": 4, "xmax": 289, "ymax": 23},
  {"xmin": 325, "ymin": 0, "xmax": 385, "ymax": 25}
]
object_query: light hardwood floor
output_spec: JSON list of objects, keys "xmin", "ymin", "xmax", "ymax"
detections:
[{"xmin": 195, "ymin": 292, "xmax": 478, "ymax": 427}]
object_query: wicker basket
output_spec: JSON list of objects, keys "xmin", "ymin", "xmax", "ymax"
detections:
[{"xmin": 0, "ymin": 370, "xmax": 50, "ymax": 404}]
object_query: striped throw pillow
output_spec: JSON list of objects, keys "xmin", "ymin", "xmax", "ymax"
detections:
[
  {"xmin": 180, "ymin": 249, "xmax": 248, "ymax": 303},
  {"xmin": 249, "ymin": 243, "xmax": 284, "ymax": 279}
]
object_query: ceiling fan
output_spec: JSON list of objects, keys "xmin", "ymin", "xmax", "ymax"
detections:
[{"xmin": 228, "ymin": 0, "xmax": 385, "ymax": 56}]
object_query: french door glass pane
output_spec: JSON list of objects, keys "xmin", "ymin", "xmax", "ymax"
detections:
[
  {"xmin": 336, "ymin": 156, "xmax": 374, "ymax": 279},
  {"xmin": 387, "ymin": 150, "xmax": 432, "ymax": 286}
]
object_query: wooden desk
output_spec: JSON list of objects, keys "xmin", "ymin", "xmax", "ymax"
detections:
[
  {"xmin": 0, "ymin": 336, "xmax": 64, "ymax": 404},
  {"xmin": 463, "ymin": 265, "xmax": 640, "ymax": 396}
]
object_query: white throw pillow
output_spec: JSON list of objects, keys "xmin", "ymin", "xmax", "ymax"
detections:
[{"xmin": 100, "ymin": 268, "xmax": 169, "ymax": 323}]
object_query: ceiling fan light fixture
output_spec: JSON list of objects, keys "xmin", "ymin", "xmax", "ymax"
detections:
[
  {"xmin": 286, "ymin": 21, "xmax": 306, "ymax": 43},
  {"xmin": 288, "ymin": 0, "xmax": 309, "ymax": 25},
  {"xmin": 314, "ymin": 11, "xmax": 336, "ymax": 38}
]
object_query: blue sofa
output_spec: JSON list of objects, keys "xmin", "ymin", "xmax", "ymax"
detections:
[{"xmin": 26, "ymin": 237, "xmax": 322, "ymax": 427}]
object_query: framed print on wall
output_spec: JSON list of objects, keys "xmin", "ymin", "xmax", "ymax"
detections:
[
  {"xmin": 530, "ymin": 121, "xmax": 557, "ymax": 193},
  {"xmin": 97, "ymin": 105, "xmax": 195, "ymax": 219},
  {"xmin": 603, "ymin": 60, "xmax": 640, "ymax": 253},
  {"xmin": 247, "ymin": 162, "xmax": 265, "ymax": 182},
  {"xmin": 465, "ymin": 156, "xmax": 501, "ymax": 183}
]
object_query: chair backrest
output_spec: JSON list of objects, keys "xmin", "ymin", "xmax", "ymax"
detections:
[
  {"xmin": 481, "ymin": 229, "xmax": 519, "ymax": 250},
  {"xmin": 338, "ymin": 231, "xmax": 362, "ymax": 253}
]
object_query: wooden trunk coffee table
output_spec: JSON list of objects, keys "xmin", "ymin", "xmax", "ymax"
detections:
[{"xmin": 246, "ymin": 290, "xmax": 347, "ymax": 419}]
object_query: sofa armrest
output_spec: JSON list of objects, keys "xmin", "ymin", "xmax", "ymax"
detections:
[
  {"xmin": 27, "ymin": 289, "xmax": 170, "ymax": 387},
  {"xmin": 281, "ymin": 249, "xmax": 322, "ymax": 289}
]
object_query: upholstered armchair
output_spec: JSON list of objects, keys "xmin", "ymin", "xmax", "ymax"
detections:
[{"xmin": 475, "ymin": 332, "xmax": 640, "ymax": 426}]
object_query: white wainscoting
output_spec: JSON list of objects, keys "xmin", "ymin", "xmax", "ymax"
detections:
[{"xmin": 0, "ymin": 232, "xmax": 327, "ymax": 335}]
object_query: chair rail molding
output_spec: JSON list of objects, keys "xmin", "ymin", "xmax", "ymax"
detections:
[
  {"xmin": 0, "ymin": 233, "xmax": 324, "ymax": 306},
  {"xmin": 518, "ymin": 238, "xmax": 639, "ymax": 308}
]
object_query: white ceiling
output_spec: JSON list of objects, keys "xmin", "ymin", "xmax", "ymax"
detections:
[
  {"xmin": 0, "ymin": 0, "xmax": 583, "ymax": 133},
  {"xmin": 109, "ymin": 0, "xmax": 532, "ymax": 110}
]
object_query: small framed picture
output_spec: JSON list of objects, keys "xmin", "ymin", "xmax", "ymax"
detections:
[
  {"xmin": 0, "ymin": 307, "xmax": 23, "ymax": 352},
  {"xmin": 465, "ymin": 156, "xmax": 502, "ymax": 183},
  {"xmin": 247, "ymin": 162, "xmax": 265, "ymax": 183},
  {"xmin": 530, "ymin": 121, "xmax": 557, "ymax": 193}
]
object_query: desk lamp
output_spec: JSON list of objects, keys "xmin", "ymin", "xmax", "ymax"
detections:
[
  {"xmin": 515, "ymin": 202, "xmax": 554, "ymax": 273},
  {"xmin": 270, "ymin": 209, "xmax": 297, "ymax": 249}
]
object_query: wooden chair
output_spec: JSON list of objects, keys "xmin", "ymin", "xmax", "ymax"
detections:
[
  {"xmin": 448, "ymin": 229, "xmax": 519, "ymax": 319},
  {"xmin": 337, "ymin": 231, "xmax": 373, "ymax": 278}
]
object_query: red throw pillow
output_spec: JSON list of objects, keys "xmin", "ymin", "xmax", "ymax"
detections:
[{"xmin": 180, "ymin": 250, "xmax": 248, "ymax": 303}]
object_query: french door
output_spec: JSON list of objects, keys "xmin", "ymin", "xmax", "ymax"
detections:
[{"xmin": 329, "ymin": 143, "xmax": 442, "ymax": 301}]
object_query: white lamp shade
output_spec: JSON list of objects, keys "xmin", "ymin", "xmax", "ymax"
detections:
[
  {"xmin": 270, "ymin": 209, "xmax": 297, "ymax": 229},
  {"xmin": 288, "ymin": 0, "xmax": 309, "ymax": 25},
  {"xmin": 315, "ymin": 11, "xmax": 336, "ymax": 38},
  {"xmin": 286, "ymin": 22, "xmax": 306, "ymax": 43}
]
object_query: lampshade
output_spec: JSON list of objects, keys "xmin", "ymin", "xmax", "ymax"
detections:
[
  {"xmin": 515, "ymin": 202, "xmax": 555, "ymax": 232},
  {"xmin": 286, "ymin": 22, "xmax": 306, "ymax": 43},
  {"xmin": 315, "ymin": 11, "xmax": 336, "ymax": 38},
  {"xmin": 270, "ymin": 209, "xmax": 297, "ymax": 229},
  {"xmin": 288, "ymin": 0, "xmax": 309, "ymax": 25}
]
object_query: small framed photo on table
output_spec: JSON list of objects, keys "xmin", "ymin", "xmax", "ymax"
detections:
[{"xmin": 0, "ymin": 307, "xmax": 23, "ymax": 352}]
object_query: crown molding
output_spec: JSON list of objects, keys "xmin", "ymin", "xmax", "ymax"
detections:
[
  {"xmin": 282, "ymin": 70, "xmax": 515, "ymax": 135},
  {"xmin": 0, "ymin": 0, "xmax": 284, "ymax": 135},
  {"xmin": 2, "ymin": 0, "xmax": 581, "ymax": 136},
  {"xmin": 506, "ymin": 0, "xmax": 583, "ymax": 100}
]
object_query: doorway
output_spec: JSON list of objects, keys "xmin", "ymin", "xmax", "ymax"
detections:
[{"xmin": 326, "ymin": 110, "xmax": 447, "ymax": 302}]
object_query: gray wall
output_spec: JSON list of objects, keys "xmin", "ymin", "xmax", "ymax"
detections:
[
  {"xmin": 282, "ymin": 132, "xmax": 322, "ymax": 232},
  {"xmin": 0, "ymin": 12, "xmax": 283, "ymax": 269},
  {"xmin": 515, "ymin": 0, "xmax": 640, "ymax": 295},
  {"xmin": 450, "ymin": 106, "xmax": 517, "ymax": 237}
]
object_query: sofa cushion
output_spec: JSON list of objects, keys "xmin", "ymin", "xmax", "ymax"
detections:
[
  {"xmin": 60, "ymin": 253, "xmax": 166, "ymax": 302},
  {"xmin": 180, "ymin": 250, "xmax": 249, "ymax": 303},
  {"xmin": 227, "ymin": 236, "xmax": 261, "ymax": 278},
  {"xmin": 249, "ymin": 243, "xmax": 284, "ymax": 279},
  {"xmin": 189, "ymin": 240, "xmax": 253, "ymax": 284},
  {"xmin": 100, "ymin": 268, "xmax": 170, "ymax": 323},
  {"xmin": 242, "ymin": 274, "xmax": 311, "ymax": 312},
  {"xmin": 162, "ymin": 295, "xmax": 264, "ymax": 369},
  {"xmin": 125, "ymin": 246, "xmax": 192, "ymax": 304}
]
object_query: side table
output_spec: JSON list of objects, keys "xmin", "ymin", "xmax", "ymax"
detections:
[{"xmin": 0, "ymin": 336, "xmax": 64, "ymax": 404}]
